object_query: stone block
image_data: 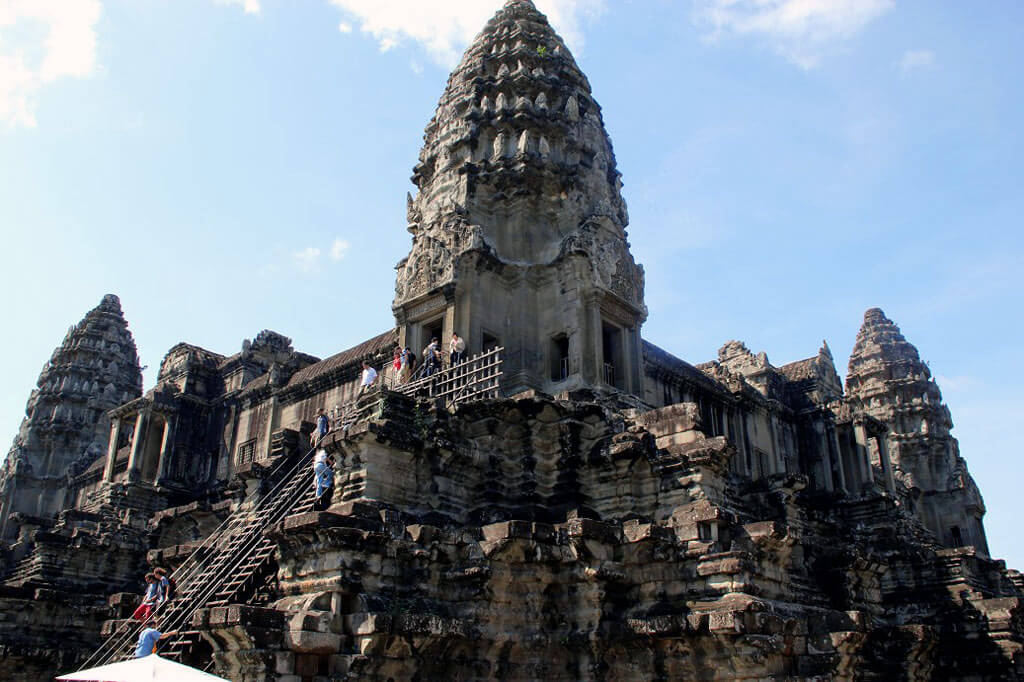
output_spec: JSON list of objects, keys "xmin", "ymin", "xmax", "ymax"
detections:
[
  {"xmin": 564, "ymin": 518, "xmax": 620, "ymax": 544},
  {"xmin": 286, "ymin": 630, "xmax": 341, "ymax": 654},
  {"xmin": 345, "ymin": 613, "xmax": 392, "ymax": 636},
  {"xmin": 634, "ymin": 403, "xmax": 702, "ymax": 437},
  {"xmin": 697, "ymin": 554, "xmax": 744, "ymax": 576},
  {"xmin": 275, "ymin": 651, "xmax": 295, "ymax": 675},
  {"xmin": 709, "ymin": 610, "xmax": 744, "ymax": 634},
  {"xmin": 481, "ymin": 520, "xmax": 534, "ymax": 542},
  {"xmin": 406, "ymin": 524, "xmax": 440, "ymax": 544}
]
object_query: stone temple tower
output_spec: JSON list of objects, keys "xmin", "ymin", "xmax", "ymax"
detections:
[
  {"xmin": 393, "ymin": 0, "xmax": 647, "ymax": 395},
  {"xmin": 845, "ymin": 308, "xmax": 988, "ymax": 553},
  {"xmin": 0, "ymin": 294, "xmax": 142, "ymax": 541}
]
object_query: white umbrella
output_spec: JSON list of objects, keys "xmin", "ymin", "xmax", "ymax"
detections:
[{"xmin": 55, "ymin": 654, "xmax": 229, "ymax": 681}]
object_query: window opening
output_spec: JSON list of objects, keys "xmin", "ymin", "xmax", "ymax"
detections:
[
  {"xmin": 550, "ymin": 334, "xmax": 569, "ymax": 382},
  {"xmin": 951, "ymin": 526, "xmax": 964, "ymax": 546},
  {"xmin": 601, "ymin": 322, "xmax": 622, "ymax": 388}
]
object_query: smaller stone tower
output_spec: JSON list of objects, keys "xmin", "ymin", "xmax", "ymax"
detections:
[
  {"xmin": 393, "ymin": 0, "xmax": 647, "ymax": 396},
  {"xmin": 0, "ymin": 294, "xmax": 142, "ymax": 541},
  {"xmin": 845, "ymin": 308, "xmax": 988, "ymax": 552}
]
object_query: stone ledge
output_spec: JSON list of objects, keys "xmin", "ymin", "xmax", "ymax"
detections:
[{"xmin": 194, "ymin": 604, "xmax": 284, "ymax": 629}]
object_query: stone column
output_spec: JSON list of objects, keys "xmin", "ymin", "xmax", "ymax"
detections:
[
  {"xmin": 263, "ymin": 397, "xmax": 278, "ymax": 460},
  {"xmin": 125, "ymin": 411, "xmax": 148, "ymax": 482},
  {"xmin": 155, "ymin": 417, "xmax": 174, "ymax": 483},
  {"xmin": 103, "ymin": 417, "xmax": 122, "ymax": 482},
  {"xmin": 828, "ymin": 426, "xmax": 847, "ymax": 494},
  {"xmin": 852, "ymin": 422, "xmax": 874, "ymax": 491},
  {"xmin": 443, "ymin": 304, "xmax": 456, "ymax": 353},
  {"xmin": 618, "ymin": 326, "xmax": 633, "ymax": 393},
  {"xmin": 583, "ymin": 292, "xmax": 602, "ymax": 385},
  {"xmin": 625, "ymin": 326, "xmax": 643, "ymax": 394},
  {"xmin": 876, "ymin": 433, "xmax": 896, "ymax": 493}
]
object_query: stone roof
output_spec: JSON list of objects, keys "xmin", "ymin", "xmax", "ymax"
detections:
[
  {"xmin": 777, "ymin": 357, "xmax": 818, "ymax": 382},
  {"xmin": 642, "ymin": 340, "xmax": 729, "ymax": 395},
  {"xmin": 286, "ymin": 330, "xmax": 398, "ymax": 388}
]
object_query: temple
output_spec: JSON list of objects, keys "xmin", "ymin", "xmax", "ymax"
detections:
[{"xmin": 0, "ymin": 2, "xmax": 1021, "ymax": 680}]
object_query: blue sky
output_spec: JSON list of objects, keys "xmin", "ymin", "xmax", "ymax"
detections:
[{"xmin": 1, "ymin": 0, "xmax": 1022, "ymax": 567}]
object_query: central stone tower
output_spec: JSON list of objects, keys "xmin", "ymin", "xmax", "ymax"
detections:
[{"xmin": 393, "ymin": 0, "xmax": 647, "ymax": 395}]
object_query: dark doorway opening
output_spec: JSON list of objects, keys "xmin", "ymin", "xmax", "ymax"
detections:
[
  {"xmin": 482, "ymin": 331, "xmax": 500, "ymax": 353},
  {"xmin": 601, "ymin": 322, "xmax": 622, "ymax": 388},
  {"xmin": 421, "ymin": 319, "xmax": 443, "ymax": 353},
  {"xmin": 550, "ymin": 334, "xmax": 569, "ymax": 382}
]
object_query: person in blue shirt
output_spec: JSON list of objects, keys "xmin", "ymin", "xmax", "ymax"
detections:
[
  {"xmin": 153, "ymin": 566, "xmax": 172, "ymax": 604},
  {"xmin": 314, "ymin": 409, "xmax": 329, "ymax": 445},
  {"xmin": 134, "ymin": 618, "xmax": 176, "ymax": 658},
  {"xmin": 132, "ymin": 573, "xmax": 161, "ymax": 621}
]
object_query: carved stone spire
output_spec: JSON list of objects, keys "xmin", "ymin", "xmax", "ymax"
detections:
[
  {"xmin": 395, "ymin": 1, "xmax": 646, "ymax": 395},
  {"xmin": 408, "ymin": 0, "xmax": 630, "ymax": 258},
  {"xmin": 845, "ymin": 308, "xmax": 988, "ymax": 553},
  {"xmin": 0, "ymin": 294, "xmax": 143, "ymax": 541}
]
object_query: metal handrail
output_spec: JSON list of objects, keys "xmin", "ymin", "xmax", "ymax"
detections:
[
  {"xmin": 83, "ymin": 346, "xmax": 503, "ymax": 668},
  {"xmin": 84, "ymin": 396, "xmax": 367, "ymax": 667}
]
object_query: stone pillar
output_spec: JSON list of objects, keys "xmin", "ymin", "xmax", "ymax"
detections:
[
  {"xmin": 876, "ymin": 433, "xmax": 896, "ymax": 493},
  {"xmin": 443, "ymin": 305, "xmax": 456, "ymax": 354},
  {"xmin": 263, "ymin": 397, "xmax": 278, "ymax": 460},
  {"xmin": 852, "ymin": 422, "xmax": 874, "ymax": 491},
  {"xmin": 125, "ymin": 411, "xmax": 147, "ymax": 482},
  {"xmin": 744, "ymin": 415, "xmax": 759, "ymax": 479},
  {"xmin": 103, "ymin": 417, "xmax": 122, "ymax": 482},
  {"xmin": 828, "ymin": 427, "xmax": 848, "ymax": 494},
  {"xmin": 155, "ymin": 418, "xmax": 174, "ymax": 483},
  {"xmin": 814, "ymin": 424, "xmax": 830, "ymax": 491},
  {"xmin": 628, "ymin": 327, "xmax": 644, "ymax": 394},
  {"xmin": 583, "ymin": 292, "xmax": 602, "ymax": 385}
]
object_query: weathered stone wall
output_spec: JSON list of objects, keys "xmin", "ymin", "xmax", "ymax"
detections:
[
  {"xmin": 183, "ymin": 392, "xmax": 1024, "ymax": 680},
  {"xmin": 0, "ymin": 586, "xmax": 109, "ymax": 681},
  {"xmin": 846, "ymin": 308, "xmax": 989, "ymax": 553}
]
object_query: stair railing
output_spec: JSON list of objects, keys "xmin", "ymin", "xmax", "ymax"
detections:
[{"xmin": 82, "ymin": 396, "xmax": 366, "ymax": 667}]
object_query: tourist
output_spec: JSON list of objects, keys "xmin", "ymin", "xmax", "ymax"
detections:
[
  {"xmin": 449, "ymin": 332, "xmax": 466, "ymax": 366},
  {"xmin": 153, "ymin": 567, "xmax": 174, "ymax": 605},
  {"xmin": 360, "ymin": 361, "xmax": 378, "ymax": 393},
  {"xmin": 134, "ymin": 617, "xmax": 177, "ymax": 658},
  {"xmin": 392, "ymin": 348, "xmax": 402, "ymax": 384},
  {"xmin": 151, "ymin": 565, "xmax": 169, "ymax": 602},
  {"xmin": 314, "ymin": 408, "xmax": 329, "ymax": 445},
  {"xmin": 312, "ymin": 449, "xmax": 334, "ymax": 511},
  {"xmin": 423, "ymin": 338, "xmax": 440, "ymax": 376},
  {"xmin": 400, "ymin": 347, "xmax": 415, "ymax": 383},
  {"xmin": 132, "ymin": 573, "xmax": 160, "ymax": 621}
]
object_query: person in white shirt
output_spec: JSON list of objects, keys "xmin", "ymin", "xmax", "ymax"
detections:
[
  {"xmin": 360, "ymin": 361, "xmax": 377, "ymax": 392},
  {"xmin": 449, "ymin": 333, "xmax": 466, "ymax": 366}
]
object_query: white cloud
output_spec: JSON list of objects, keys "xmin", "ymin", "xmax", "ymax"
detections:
[
  {"xmin": 936, "ymin": 374, "xmax": 979, "ymax": 393},
  {"xmin": 215, "ymin": 0, "xmax": 262, "ymax": 16},
  {"xmin": 899, "ymin": 48, "xmax": 935, "ymax": 74},
  {"xmin": 293, "ymin": 246, "xmax": 322, "ymax": 272},
  {"xmin": 338, "ymin": 21, "xmax": 353, "ymax": 34},
  {"xmin": 695, "ymin": 0, "xmax": 894, "ymax": 69},
  {"xmin": 330, "ymin": 238, "xmax": 350, "ymax": 261},
  {"xmin": 327, "ymin": 0, "xmax": 604, "ymax": 66},
  {"xmin": 0, "ymin": 0, "xmax": 101, "ymax": 127},
  {"xmin": 293, "ymin": 239, "xmax": 349, "ymax": 271}
]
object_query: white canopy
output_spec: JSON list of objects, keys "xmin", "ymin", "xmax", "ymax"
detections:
[{"xmin": 55, "ymin": 654, "xmax": 229, "ymax": 681}]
